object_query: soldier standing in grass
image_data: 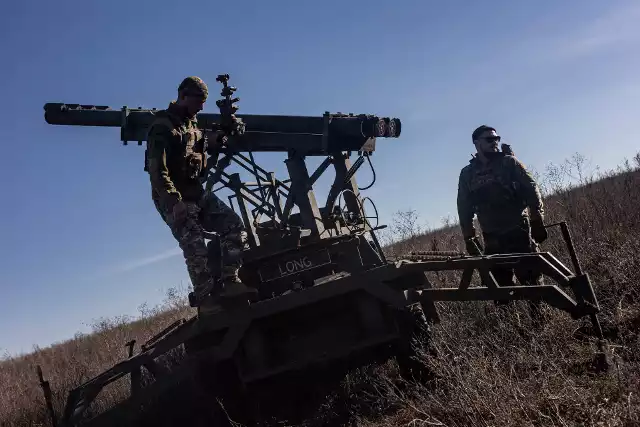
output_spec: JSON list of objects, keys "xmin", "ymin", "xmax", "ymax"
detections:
[
  {"xmin": 145, "ymin": 76, "xmax": 258, "ymax": 316},
  {"xmin": 456, "ymin": 125, "xmax": 548, "ymax": 321}
]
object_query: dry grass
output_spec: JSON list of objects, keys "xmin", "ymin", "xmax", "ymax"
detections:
[
  {"xmin": 2, "ymin": 152, "xmax": 640, "ymax": 426},
  {"xmin": 0, "ymin": 291, "xmax": 193, "ymax": 427}
]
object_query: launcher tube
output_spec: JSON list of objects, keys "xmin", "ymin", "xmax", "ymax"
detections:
[{"xmin": 43, "ymin": 103, "xmax": 401, "ymax": 139}]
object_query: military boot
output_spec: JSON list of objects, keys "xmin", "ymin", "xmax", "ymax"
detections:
[
  {"xmin": 220, "ymin": 267, "xmax": 259, "ymax": 300},
  {"xmin": 197, "ymin": 294, "xmax": 224, "ymax": 316},
  {"xmin": 193, "ymin": 277, "xmax": 225, "ymax": 317}
]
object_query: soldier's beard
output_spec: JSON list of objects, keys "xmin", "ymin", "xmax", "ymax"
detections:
[
  {"xmin": 483, "ymin": 151, "xmax": 503, "ymax": 160},
  {"xmin": 482, "ymin": 144, "xmax": 499, "ymax": 153},
  {"xmin": 174, "ymin": 102, "xmax": 198, "ymax": 119}
]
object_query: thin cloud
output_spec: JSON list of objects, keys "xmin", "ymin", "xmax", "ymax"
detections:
[
  {"xmin": 78, "ymin": 247, "xmax": 183, "ymax": 282},
  {"xmin": 524, "ymin": 2, "xmax": 640, "ymax": 63},
  {"xmin": 107, "ymin": 247, "xmax": 183, "ymax": 275},
  {"xmin": 403, "ymin": 2, "xmax": 640, "ymax": 124}
]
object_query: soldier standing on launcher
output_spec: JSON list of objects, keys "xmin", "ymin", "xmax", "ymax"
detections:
[
  {"xmin": 456, "ymin": 125, "xmax": 548, "ymax": 318},
  {"xmin": 145, "ymin": 76, "xmax": 258, "ymax": 315}
]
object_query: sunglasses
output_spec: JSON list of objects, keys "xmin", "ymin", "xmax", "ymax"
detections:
[{"xmin": 479, "ymin": 136, "xmax": 501, "ymax": 143}]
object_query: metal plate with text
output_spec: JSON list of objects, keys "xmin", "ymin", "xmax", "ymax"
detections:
[{"xmin": 258, "ymin": 249, "xmax": 332, "ymax": 283}]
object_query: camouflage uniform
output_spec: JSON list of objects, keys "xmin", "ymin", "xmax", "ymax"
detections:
[
  {"xmin": 457, "ymin": 152, "xmax": 546, "ymax": 288},
  {"xmin": 145, "ymin": 76, "xmax": 256, "ymax": 310}
]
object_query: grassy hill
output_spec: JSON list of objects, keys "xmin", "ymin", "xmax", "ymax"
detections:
[{"xmin": 2, "ymin": 152, "xmax": 640, "ymax": 426}]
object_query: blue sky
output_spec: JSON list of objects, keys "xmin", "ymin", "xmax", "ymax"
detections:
[{"xmin": 1, "ymin": 0, "xmax": 640, "ymax": 357}]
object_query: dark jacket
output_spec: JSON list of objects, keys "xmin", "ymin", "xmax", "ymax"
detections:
[{"xmin": 457, "ymin": 152, "xmax": 544, "ymax": 238}]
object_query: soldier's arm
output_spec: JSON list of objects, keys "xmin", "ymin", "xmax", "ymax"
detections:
[
  {"xmin": 510, "ymin": 157, "xmax": 544, "ymax": 221},
  {"xmin": 147, "ymin": 123, "xmax": 181, "ymax": 211},
  {"xmin": 456, "ymin": 168, "xmax": 476, "ymax": 239}
]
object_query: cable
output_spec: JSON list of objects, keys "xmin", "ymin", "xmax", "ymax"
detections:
[{"xmin": 358, "ymin": 153, "xmax": 376, "ymax": 191}]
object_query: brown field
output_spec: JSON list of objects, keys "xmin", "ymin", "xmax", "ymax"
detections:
[{"xmin": 2, "ymin": 152, "xmax": 640, "ymax": 426}]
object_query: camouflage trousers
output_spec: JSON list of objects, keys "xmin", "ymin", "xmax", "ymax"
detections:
[
  {"xmin": 482, "ymin": 218, "xmax": 544, "ymax": 322},
  {"xmin": 154, "ymin": 191, "xmax": 247, "ymax": 299},
  {"xmin": 482, "ymin": 218, "xmax": 543, "ymax": 288}
]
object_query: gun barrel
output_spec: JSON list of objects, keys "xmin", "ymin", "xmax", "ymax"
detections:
[{"xmin": 43, "ymin": 102, "xmax": 402, "ymax": 155}]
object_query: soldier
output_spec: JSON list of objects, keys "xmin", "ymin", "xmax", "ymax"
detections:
[
  {"xmin": 456, "ymin": 125, "xmax": 548, "ymax": 319},
  {"xmin": 145, "ymin": 76, "xmax": 258, "ymax": 315}
]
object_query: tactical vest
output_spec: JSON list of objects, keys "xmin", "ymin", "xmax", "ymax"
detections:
[
  {"xmin": 144, "ymin": 107, "xmax": 208, "ymax": 201},
  {"xmin": 465, "ymin": 155, "xmax": 525, "ymax": 212}
]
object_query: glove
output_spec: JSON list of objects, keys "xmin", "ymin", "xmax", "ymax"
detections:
[
  {"xmin": 465, "ymin": 236, "xmax": 483, "ymax": 255},
  {"xmin": 530, "ymin": 218, "xmax": 548, "ymax": 244},
  {"xmin": 501, "ymin": 143, "xmax": 514, "ymax": 156}
]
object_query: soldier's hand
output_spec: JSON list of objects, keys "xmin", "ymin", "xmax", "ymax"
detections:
[
  {"xmin": 172, "ymin": 201, "xmax": 188, "ymax": 223},
  {"xmin": 530, "ymin": 218, "xmax": 548, "ymax": 243}
]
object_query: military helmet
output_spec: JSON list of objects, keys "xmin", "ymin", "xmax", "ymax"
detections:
[{"xmin": 178, "ymin": 76, "xmax": 208, "ymax": 99}]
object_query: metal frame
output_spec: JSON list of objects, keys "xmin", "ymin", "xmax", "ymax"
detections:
[{"xmin": 203, "ymin": 149, "xmax": 381, "ymax": 246}]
